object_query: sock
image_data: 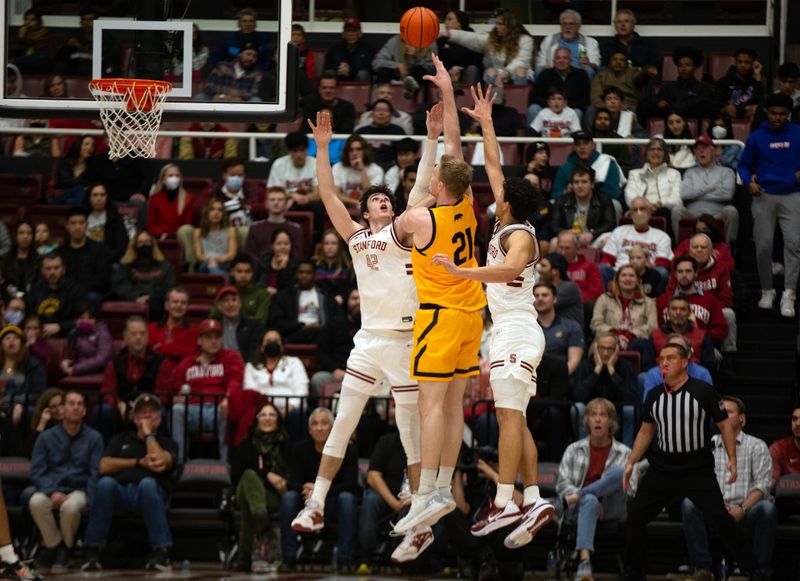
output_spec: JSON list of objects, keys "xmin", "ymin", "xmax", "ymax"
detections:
[
  {"xmin": 523, "ymin": 485, "xmax": 540, "ymax": 506},
  {"xmin": 0, "ymin": 544, "xmax": 17, "ymax": 564},
  {"xmin": 436, "ymin": 466, "xmax": 455, "ymax": 490},
  {"xmin": 310, "ymin": 477, "xmax": 331, "ymax": 508},
  {"xmin": 419, "ymin": 468, "xmax": 438, "ymax": 494},
  {"xmin": 494, "ymin": 483, "xmax": 515, "ymax": 509}
]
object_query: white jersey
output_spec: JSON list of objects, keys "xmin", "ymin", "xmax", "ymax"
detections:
[
  {"xmin": 603, "ymin": 224, "xmax": 673, "ymax": 268},
  {"xmin": 348, "ymin": 221, "xmax": 418, "ymax": 335},
  {"xmin": 486, "ymin": 221, "xmax": 540, "ymax": 318}
]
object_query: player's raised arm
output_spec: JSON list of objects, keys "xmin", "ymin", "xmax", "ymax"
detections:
[
  {"xmin": 431, "ymin": 230, "xmax": 534, "ymax": 283},
  {"xmin": 462, "ymin": 84, "xmax": 503, "ymax": 204},
  {"xmin": 406, "ymin": 103, "xmax": 443, "ymax": 209},
  {"xmin": 424, "ymin": 53, "xmax": 463, "ymax": 162},
  {"xmin": 308, "ymin": 112, "xmax": 362, "ymax": 239}
]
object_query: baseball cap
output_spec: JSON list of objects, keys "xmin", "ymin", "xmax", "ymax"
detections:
[
  {"xmin": 239, "ymin": 41, "xmax": 259, "ymax": 55},
  {"xmin": 215, "ymin": 285, "xmax": 239, "ymax": 301},
  {"xmin": 197, "ymin": 319, "xmax": 223, "ymax": 335},
  {"xmin": 343, "ymin": 18, "xmax": 361, "ymax": 30},
  {"xmin": 572, "ymin": 130, "xmax": 594, "ymax": 143},
  {"xmin": 132, "ymin": 392, "xmax": 161, "ymax": 413},
  {"xmin": 695, "ymin": 135, "xmax": 714, "ymax": 147}
]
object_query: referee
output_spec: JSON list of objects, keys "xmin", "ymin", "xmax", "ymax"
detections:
[{"xmin": 620, "ymin": 343, "xmax": 756, "ymax": 580}]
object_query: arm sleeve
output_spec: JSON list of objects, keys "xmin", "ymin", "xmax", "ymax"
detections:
[
  {"xmin": 535, "ymin": 35, "xmax": 553, "ymax": 69},
  {"xmin": 642, "ymin": 388, "xmax": 657, "ymax": 423},
  {"xmin": 751, "ymin": 440, "xmax": 772, "ymax": 499},
  {"xmin": 86, "ymin": 433, "xmax": 104, "ymax": 506},
  {"xmin": 592, "ymin": 198, "xmax": 617, "ymax": 237},
  {"xmin": 681, "ymin": 168, "xmax": 705, "ymax": 201},
  {"xmin": 702, "ymin": 384, "xmax": 728, "ymax": 423},
  {"xmin": 74, "ymin": 326, "xmax": 114, "ymax": 375},
  {"xmin": 590, "ymin": 295, "xmax": 613, "ymax": 334},
  {"xmin": 586, "ymin": 36, "xmax": 601, "ymax": 67},
  {"xmin": 550, "ymin": 165, "xmax": 571, "ymax": 199},
  {"xmin": 634, "ymin": 298, "xmax": 657, "ymax": 339},
  {"xmin": 769, "ymin": 442, "xmax": 784, "ymax": 485},
  {"xmin": 571, "ymin": 361, "xmax": 599, "ymax": 403},
  {"xmin": 446, "ymin": 29, "xmax": 488, "ymax": 54},
  {"xmin": 372, "ymin": 37, "xmax": 399, "ymax": 71},
  {"xmin": 624, "ymin": 170, "xmax": 646, "ymax": 207},
  {"xmin": 737, "ymin": 139, "xmax": 756, "ymax": 185},
  {"xmin": 407, "ymin": 138, "xmax": 437, "ymax": 207},
  {"xmin": 555, "ymin": 445, "xmax": 581, "ymax": 497}
]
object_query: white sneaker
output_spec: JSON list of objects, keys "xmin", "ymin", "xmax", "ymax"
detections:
[
  {"xmin": 758, "ymin": 289, "xmax": 776, "ymax": 310},
  {"xmin": 772, "ymin": 262, "xmax": 785, "ymax": 275},
  {"xmin": 393, "ymin": 490, "xmax": 454, "ymax": 534},
  {"xmin": 291, "ymin": 499, "xmax": 324, "ymax": 532},
  {"xmin": 503, "ymin": 497, "xmax": 556, "ymax": 549},
  {"xmin": 470, "ymin": 500, "xmax": 522, "ymax": 536},
  {"xmin": 781, "ymin": 289, "xmax": 796, "ymax": 318},
  {"xmin": 390, "ymin": 526, "xmax": 434, "ymax": 563}
]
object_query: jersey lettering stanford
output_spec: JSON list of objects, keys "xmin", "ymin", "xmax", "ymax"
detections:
[{"xmin": 348, "ymin": 221, "xmax": 418, "ymax": 334}]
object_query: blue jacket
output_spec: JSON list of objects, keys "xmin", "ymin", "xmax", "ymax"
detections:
[
  {"xmin": 738, "ymin": 121, "xmax": 800, "ymax": 195},
  {"xmin": 552, "ymin": 150, "xmax": 622, "ymax": 201},
  {"xmin": 30, "ymin": 424, "xmax": 104, "ymax": 505},
  {"xmin": 641, "ymin": 362, "xmax": 713, "ymax": 402}
]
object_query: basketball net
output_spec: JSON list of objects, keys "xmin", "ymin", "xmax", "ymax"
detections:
[{"xmin": 89, "ymin": 78, "xmax": 172, "ymax": 159}]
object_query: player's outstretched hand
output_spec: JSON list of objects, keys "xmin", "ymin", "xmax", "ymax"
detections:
[
  {"xmin": 426, "ymin": 102, "xmax": 444, "ymax": 139},
  {"xmin": 307, "ymin": 111, "xmax": 332, "ymax": 147},
  {"xmin": 431, "ymin": 253, "xmax": 460, "ymax": 275},
  {"xmin": 461, "ymin": 84, "xmax": 496, "ymax": 123},
  {"xmin": 423, "ymin": 53, "xmax": 452, "ymax": 90}
]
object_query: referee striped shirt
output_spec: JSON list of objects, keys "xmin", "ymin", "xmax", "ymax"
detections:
[{"xmin": 642, "ymin": 377, "xmax": 728, "ymax": 471}]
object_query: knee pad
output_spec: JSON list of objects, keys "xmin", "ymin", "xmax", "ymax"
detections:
[
  {"xmin": 322, "ymin": 387, "xmax": 370, "ymax": 459},
  {"xmin": 394, "ymin": 398, "xmax": 421, "ymax": 465}
]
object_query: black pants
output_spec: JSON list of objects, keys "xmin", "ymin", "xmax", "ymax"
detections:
[{"xmin": 624, "ymin": 463, "xmax": 754, "ymax": 578}]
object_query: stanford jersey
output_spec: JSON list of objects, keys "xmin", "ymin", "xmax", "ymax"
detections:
[
  {"xmin": 348, "ymin": 222, "xmax": 418, "ymax": 335},
  {"xmin": 486, "ymin": 221, "xmax": 540, "ymax": 317}
]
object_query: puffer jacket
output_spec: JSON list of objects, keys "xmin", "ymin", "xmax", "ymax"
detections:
[{"xmin": 624, "ymin": 162, "xmax": 683, "ymax": 209}]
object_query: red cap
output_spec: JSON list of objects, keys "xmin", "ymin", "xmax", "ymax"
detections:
[
  {"xmin": 197, "ymin": 319, "xmax": 223, "ymax": 335},
  {"xmin": 343, "ymin": 18, "xmax": 361, "ymax": 30},
  {"xmin": 215, "ymin": 285, "xmax": 239, "ymax": 301},
  {"xmin": 695, "ymin": 135, "xmax": 714, "ymax": 147}
]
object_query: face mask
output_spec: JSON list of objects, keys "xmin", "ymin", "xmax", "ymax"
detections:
[
  {"xmin": 137, "ymin": 245, "xmax": 153, "ymax": 260},
  {"xmin": 263, "ymin": 341, "xmax": 281, "ymax": 357},
  {"xmin": 77, "ymin": 320, "xmax": 95, "ymax": 334},
  {"xmin": 164, "ymin": 176, "xmax": 181, "ymax": 190},
  {"xmin": 226, "ymin": 175, "xmax": 244, "ymax": 191},
  {"xmin": 3, "ymin": 310, "xmax": 23, "ymax": 326},
  {"xmin": 711, "ymin": 126, "xmax": 727, "ymax": 139}
]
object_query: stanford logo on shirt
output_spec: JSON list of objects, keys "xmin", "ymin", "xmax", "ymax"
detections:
[{"xmin": 185, "ymin": 363, "xmax": 225, "ymax": 381}]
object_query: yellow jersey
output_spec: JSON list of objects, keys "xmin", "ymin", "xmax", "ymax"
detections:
[{"xmin": 411, "ymin": 195, "xmax": 486, "ymax": 312}]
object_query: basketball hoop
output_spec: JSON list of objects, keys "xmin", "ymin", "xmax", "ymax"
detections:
[{"xmin": 89, "ymin": 78, "xmax": 172, "ymax": 159}]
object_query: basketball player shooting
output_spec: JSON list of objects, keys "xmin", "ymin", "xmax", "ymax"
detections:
[
  {"xmin": 393, "ymin": 54, "xmax": 486, "ymax": 535},
  {"xmin": 432, "ymin": 84, "xmax": 556, "ymax": 549},
  {"xmin": 291, "ymin": 106, "xmax": 444, "ymax": 562}
]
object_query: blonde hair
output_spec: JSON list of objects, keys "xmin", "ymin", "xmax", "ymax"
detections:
[
  {"xmin": 154, "ymin": 163, "xmax": 189, "ymax": 214},
  {"xmin": 583, "ymin": 397, "xmax": 619, "ymax": 435},
  {"xmin": 120, "ymin": 230, "xmax": 166, "ymax": 265},
  {"xmin": 487, "ymin": 9, "xmax": 528, "ymax": 65},
  {"xmin": 438, "ymin": 154, "xmax": 473, "ymax": 197},
  {"xmin": 608, "ymin": 264, "xmax": 646, "ymax": 299}
]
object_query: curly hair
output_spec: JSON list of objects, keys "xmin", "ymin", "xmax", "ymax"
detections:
[
  {"xmin": 487, "ymin": 8, "xmax": 528, "ymax": 66},
  {"xmin": 359, "ymin": 184, "xmax": 395, "ymax": 216},
  {"xmin": 341, "ymin": 135, "xmax": 374, "ymax": 168},
  {"xmin": 503, "ymin": 177, "xmax": 544, "ymax": 223}
]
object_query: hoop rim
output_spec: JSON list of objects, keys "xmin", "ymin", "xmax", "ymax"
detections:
[{"xmin": 89, "ymin": 78, "xmax": 173, "ymax": 95}]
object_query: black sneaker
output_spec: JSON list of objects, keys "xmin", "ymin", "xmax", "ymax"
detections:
[
  {"xmin": 0, "ymin": 560, "xmax": 44, "ymax": 581},
  {"xmin": 51, "ymin": 544, "xmax": 70, "ymax": 574},
  {"xmin": 81, "ymin": 547, "xmax": 102, "ymax": 572},
  {"xmin": 278, "ymin": 556, "xmax": 297, "ymax": 573},
  {"xmin": 145, "ymin": 547, "xmax": 172, "ymax": 572},
  {"xmin": 33, "ymin": 546, "xmax": 56, "ymax": 571}
]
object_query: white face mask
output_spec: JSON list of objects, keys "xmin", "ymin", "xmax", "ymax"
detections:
[
  {"xmin": 164, "ymin": 175, "xmax": 181, "ymax": 190},
  {"xmin": 226, "ymin": 175, "xmax": 244, "ymax": 191},
  {"xmin": 711, "ymin": 126, "xmax": 727, "ymax": 139}
]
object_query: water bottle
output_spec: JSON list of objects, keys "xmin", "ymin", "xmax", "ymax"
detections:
[
  {"xmin": 181, "ymin": 383, "xmax": 191, "ymax": 395},
  {"xmin": 331, "ymin": 546, "xmax": 338, "ymax": 573},
  {"xmin": 578, "ymin": 44, "xmax": 587, "ymax": 59},
  {"xmin": 718, "ymin": 556, "xmax": 728, "ymax": 581},
  {"xmin": 545, "ymin": 549, "xmax": 557, "ymax": 579}
]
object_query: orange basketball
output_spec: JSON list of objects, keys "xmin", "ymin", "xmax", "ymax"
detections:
[{"xmin": 400, "ymin": 7, "xmax": 440, "ymax": 48}]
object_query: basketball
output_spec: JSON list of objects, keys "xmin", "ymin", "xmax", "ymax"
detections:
[{"xmin": 400, "ymin": 7, "xmax": 439, "ymax": 48}]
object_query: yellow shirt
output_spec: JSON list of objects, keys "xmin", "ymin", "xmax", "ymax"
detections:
[{"xmin": 411, "ymin": 195, "xmax": 486, "ymax": 312}]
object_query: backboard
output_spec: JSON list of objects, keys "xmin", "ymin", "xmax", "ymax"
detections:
[{"xmin": 0, "ymin": 0, "xmax": 297, "ymax": 122}]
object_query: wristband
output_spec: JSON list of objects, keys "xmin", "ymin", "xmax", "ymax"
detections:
[{"xmin": 145, "ymin": 434, "xmax": 157, "ymax": 441}]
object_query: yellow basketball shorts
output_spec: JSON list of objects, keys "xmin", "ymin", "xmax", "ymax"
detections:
[{"xmin": 410, "ymin": 305, "xmax": 482, "ymax": 381}]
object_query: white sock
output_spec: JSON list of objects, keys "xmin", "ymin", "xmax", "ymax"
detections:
[
  {"xmin": 523, "ymin": 485, "xmax": 541, "ymax": 506},
  {"xmin": 310, "ymin": 477, "xmax": 331, "ymax": 508},
  {"xmin": 436, "ymin": 466, "xmax": 455, "ymax": 490},
  {"xmin": 0, "ymin": 544, "xmax": 17, "ymax": 564},
  {"xmin": 419, "ymin": 468, "xmax": 438, "ymax": 494},
  {"xmin": 495, "ymin": 483, "xmax": 515, "ymax": 509}
]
